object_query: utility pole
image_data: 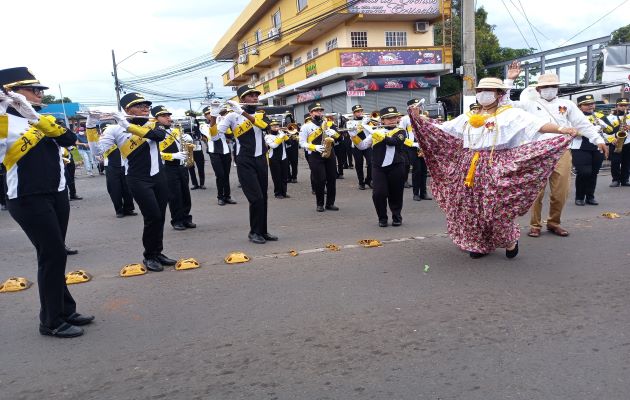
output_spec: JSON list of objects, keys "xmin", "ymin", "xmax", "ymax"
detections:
[
  {"xmin": 112, "ymin": 50, "xmax": 122, "ymax": 111},
  {"xmin": 461, "ymin": 0, "xmax": 477, "ymax": 108},
  {"xmin": 204, "ymin": 77, "xmax": 211, "ymax": 100}
]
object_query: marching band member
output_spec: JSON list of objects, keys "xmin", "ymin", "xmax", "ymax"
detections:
[
  {"xmin": 572, "ymin": 95, "xmax": 606, "ymax": 205},
  {"xmin": 352, "ymin": 107, "xmax": 407, "ymax": 227},
  {"xmin": 265, "ymin": 119, "xmax": 290, "ymax": 198},
  {"xmin": 188, "ymin": 121, "xmax": 206, "ymax": 190},
  {"xmin": 400, "ymin": 99, "xmax": 431, "ymax": 202},
  {"xmin": 602, "ymin": 98, "xmax": 630, "ymax": 187},
  {"xmin": 409, "ymin": 77, "xmax": 579, "ymax": 259},
  {"xmin": 299, "ymin": 102, "xmax": 340, "ymax": 212},
  {"xmin": 303, "ymin": 114, "xmax": 316, "ymax": 195},
  {"xmin": 0, "ymin": 67, "xmax": 93, "ymax": 338},
  {"xmin": 217, "ymin": 85, "xmax": 277, "ymax": 244},
  {"xmin": 153, "ymin": 105, "xmax": 195, "ymax": 230},
  {"xmin": 86, "ymin": 119, "xmax": 136, "ymax": 218},
  {"xmin": 285, "ymin": 121, "xmax": 299, "ymax": 183},
  {"xmin": 504, "ymin": 66, "xmax": 607, "ymax": 238},
  {"xmin": 202, "ymin": 102, "xmax": 236, "ymax": 206},
  {"xmin": 99, "ymin": 93, "xmax": 176, "ymax": 272},
  {"xmin": 346, "ymin": 104, "xmax": 373, "ymax": 190}
]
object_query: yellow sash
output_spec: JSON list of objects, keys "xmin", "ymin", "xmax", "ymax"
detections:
[
  {"xmin": 119, "ymin": 136, "xmax": 148, "ymax": 159},
  {"xmin": 2, "ymin": 125, "xmax": 46, "ymax": 171},
  {"xmin": 233, "ymin": 119, "xmax": 253, "ymax": 138},
  {"xmin": 103, "ymin": 144, "xmax": 118, "ymax": 159},
  {"xmin": 1, "ymin": 115, "xmax": 8, "ymax": 140},
  {"xmin": 372, "ymin": 128, "xmax": 402, "ymax": 146},
  {"xmin": 159, "ymin": 128, "xmax": 179, "ymax": 151},
  {"xmin": 307, "ymin": 127, "xmax": 323, "ymax": 144}
]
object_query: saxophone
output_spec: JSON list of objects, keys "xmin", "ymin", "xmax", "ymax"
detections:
[
  {"xmin": 614, "ymin": 108, "xmax": 628, "ymax": 154},
  {"xmin": 178, "ymin": 124, "xmax": 195, "ymax": 167},
  {"xmin": 320, "ymin": 121, "xmax": 335, "ymax": 158}
]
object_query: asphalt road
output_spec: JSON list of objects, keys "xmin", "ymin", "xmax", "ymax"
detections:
[{"xmin": 1, "ymin": 158, "xmax": 629, "ymax": 400}]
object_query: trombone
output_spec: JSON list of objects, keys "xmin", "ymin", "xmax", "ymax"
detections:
[{"xmin": 280, "ymin": 122, "xmax": 300, "ymax": 139}]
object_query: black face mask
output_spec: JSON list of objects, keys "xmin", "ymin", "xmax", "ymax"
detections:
[
  {"xmin": 244, "ymin": 105, "xmax": 257, "ymax": 114},
  {"xmin": 312, "ymin": 116, "xmax": 323, "ymax": 125},
  {"xmin": 129, "ymin": 117, "xmax": 147, "ymax": 126}
]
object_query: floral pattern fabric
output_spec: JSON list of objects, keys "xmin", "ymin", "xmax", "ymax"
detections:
[{"xmin": 410, "ymin": 114, "xmax": 572, "ymax": 254}]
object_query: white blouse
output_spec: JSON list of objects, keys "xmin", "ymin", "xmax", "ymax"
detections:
[{"xmin": 438, "ymin": 106, "xmax": 553, "ymax": 150}]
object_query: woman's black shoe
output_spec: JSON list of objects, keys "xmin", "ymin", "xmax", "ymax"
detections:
[
  {"xmin": 39, "ymin": 322, "xmax": 84, "ymax": 338},
  {"xmin": 506, "ymin": 242, "xmax": 519, "ymax": 259},
  {"xmin": 469, "ymin": 251, "xmax": 487, "ymax": 259}
]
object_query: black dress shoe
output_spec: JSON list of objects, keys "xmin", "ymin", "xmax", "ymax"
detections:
[
  {"xmin": 392, "ymin": 218, "xmax": 402, "ymax": 226},
  {"xmin": 378, "ymin": 220, "xmax": 388, "ymax": 227},
  {"xmin": 348, "ymin": 164, "xmax": 354, "ymax": 168},
  {"xmin": 224, "ymin": 198, "xmax": 237, "ymax": 204},
  {"xmin": 469, "ymin": 251, "xmax": 488, "ymax": 259},
  {"xmin": 610, "ymin": 181, "xmax": 620, "ymax": 187},
  {"xmin": 325, "ymin": 205, "xmax": 339, "ymax": 211},
  {"xmin": 69, "ymin": 195, "xmax": 83, "ymax": 200},
  {"xmin": 248, "ymin": 233, "xmax": 266, "ymax": 244},
  {"xmin": 366, "ymin": 183, "xmax": 373, "ymax": 189},
  {"xmin": 283, "ymin": 194, "xmax": 291, "ymax": 198},
  {"xmin": 337, "ymin": 175, "xmax": 344, "ymax": 179},
  {"xmin": 39, "ymin": 322, "xmax": 83, "ymax": 338},
  {"xmin": 143, "ymin": 258, "xmax": 164, "ymax": 272},
  {"xmin": 421, "ymin": 194, "xmax": 433, "ymax": 200},
  {"xmin": 199, "ymin": 186, "xmax": 207, "ymax": 190},
  {"xmin": 506, "ymin": 241, "xmax": 519, "ymax": 259},
  {"xmin": 575, "ymin": 199, "xmax": 585, "ymax": 206},
  {"xmin": 124, "ymin": 211, "xmax": 138, "ymax": 216},
  {"xmin": 218, "ymin": 199, "xmax": 226, "ymax": 206},
  {"xmin": 585, "ymin": 197, "xmax": 599, "ymax": 205},
  {"xmin": 622, "ymin": 182, "xmax": 630, "ymax": 187},
  {"xmin": 65, "ymin": 313, "xmax": 95, "ymax": 326},
  {"xmin": 358, "ymin": 184, "xmax": 366, "ymax": 190},
  {"xmin": 316, "ymin": 205, "xmax": 325, "ymax": 212},
  {"xmin": 262, "ymin": 233, "xmax": 278, "ymax": 241},
  {"xmin": 191, "ymin": 186, "xmax": 200, "ymax": 190},
  {"xmin": 404, "ymin": 182, "xmax": 411, "ymax": 188},
  {"xmin": 157, "ymin": 254, "xmax": 177, "ymax": 266},
  {"xmin": 173, "ymin": 223, "xmax": 187, "ymax": 231},
  {"xmin": 275, "ymin": 194, "xmax": 285, "ymax": 199},
  {"xmin": 413, "ymin": 194, "xmax": 422, "ymax": 201},
  {"xmin": 65, "ymin": 246, "xmax": 78, "ymax": 255},
  {"xmin": 116, "ymin": 212, "xmax": 125, "ymax": 218},
  {"xmin": 291, "ymin": 179, "xmax": 297, "ymax": 183},
  {"xmin": 184, "ymin": 221, "xmax": 197, "ymax": 228}
]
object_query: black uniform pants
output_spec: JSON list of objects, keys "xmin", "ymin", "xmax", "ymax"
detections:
[
  {"xmin": 608, "ymin": 143, "xmax": 630, "ymax": 183},
  {"xmin": 105, "ymin": 166, "xmax": 134, "ymax": 214},
  {"xmin": 345, "ymin": 139, "xmax": 354, "ymax": 167},
  {"xmin": 165, "ymin": 165, "xmax": 192, "ymax": 226},
  {"xmin": 571, "ymin": 148, "xmax": 604, "ymax": 200},
  {"xmin": 372, "ymin": 163, "xmax": 405, "ymax": 223},
  {"xmin": 352, "ymin": 147, "xmax": 373, "ymax": 185},
  {"xmin": 126, "ymin": 172, "xmax": 168, "ymax": 259},
  {"xmin": 0, "ymin": 174, "xmax": 6, "ymax": 206},
  {"xmin": 188, "ymin": 150, "xmax": 205, "ymax": 187},
  {"xmin": 7, "ymin": 190, "xmax": 76, "ymax": 329},
  {"xmin": 335, "ymin": 143, "xmax": 346, "ymax": 175},
  {"xmin": 286, "ymin": 145, "xmax": 299, "ymax": 181},
  {"xmin": 236, "ymin": 155, "xmax": 268, "ymax": 235},
  {"xmin": 209, "ymin": 152, "xmax": 232, "ymax": 200},
  {"xmin": 406, "ymin": 148, "xmax": 428, "ymax": 196},
  {"xmin": 65, "ymin": 159, "xmax": 77, "ymax": 197},
  {"xmin": 308, "ymin": 152, "xmax": 337, "ymax": 207},
  {"xmin": 269, "ymin": 157, "xmax": 288, "ymax": 196}
]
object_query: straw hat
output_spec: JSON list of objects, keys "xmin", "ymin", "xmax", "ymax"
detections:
[
  {"xmin": 535, "ymin": 73, "xmax": 560, "ymax": 87},
  {"xmin": 475, "ymin": 77, "xmax": 507, "ymax": 90}
]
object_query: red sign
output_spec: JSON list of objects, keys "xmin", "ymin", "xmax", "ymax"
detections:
[{"xmin": 346, "ymin": 91, "xmax": 366, "ymax": 97}]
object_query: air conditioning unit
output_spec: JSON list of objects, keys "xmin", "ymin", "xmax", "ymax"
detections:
[
  {"xmin": 238, "ymin": 54, "xmax": 248, "ymax": 64},
  {"xmin": 251, "ymin": 73, "xmax": 260, "ymax": 82},
  {"xmin": 281, "ymin": 55, "xmax": 292, "ymax": 66},
  {"xmin": 268, "ymin": 27, "xmax": 281, "ymax": 39},
  {"xmin": 414, "ymin": 21, "xmax": 429, "ymax": 33},
  {"xmin": 250, "ymin": 47, "xmax": 259, "ymax": 56}
]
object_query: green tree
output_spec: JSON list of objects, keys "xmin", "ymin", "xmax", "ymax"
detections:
[
  {"xmin": 585, "ymin": 23, "xmax": 630, "ymax": 83},
  {"xmin": 41, "ymin": 94, "xmax": 72, "ymax": 104}
]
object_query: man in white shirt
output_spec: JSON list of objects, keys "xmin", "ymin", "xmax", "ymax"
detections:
[{"xmin": 505, "ymin": 64, "xmax": 607, "ymax": 237}]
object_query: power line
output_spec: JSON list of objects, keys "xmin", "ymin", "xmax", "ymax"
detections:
[
  {"xmin": 559, "ymin": 0, "xmax": 629, "ymax": 46},
  {"xmin": 500, "ymin": 0, "xmax": 532, "ymax": 49},
  {"xmin": 513, "ymin": 0, "xmax": 542, "ymax": 50}
]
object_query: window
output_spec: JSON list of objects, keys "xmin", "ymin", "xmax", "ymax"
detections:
[
  {"xmin": 351, "ymin": 32, "xmax": 368, "ymax": 48},
  {"xmin": 312, "ymin": 47, "xmax": 319, "ymax": 58},
  {"xmin": 306, "ymin": 50, "xmax": 312, "ymax": 60},
  {"xmin": 255, "ymin": 29, "xmax": 262, "ymax": 45},
  {"xmin": 293, "ymin": 56, "xmax": 302, "ymax": 67},
  {"xmin": 241, "ymin": 40, "xmax": 249, "ymax": 53},
  {"xmin": 385, "ymin": 31, "xmax": 407, "ymax": 47},
  {"xmin": 326, "ymin": 38, "xmax": 338, "ymax": 51},
  {"xmin": 297, "ymin": 0, "xmax": 308, "ymax": 12},
  {"xmin": 272, "ymin": 10, "xmax": 281, "ymax": 28},
  {"xmin": 278, "ymin": 66, "xmax": 286, "ymax": 75}
]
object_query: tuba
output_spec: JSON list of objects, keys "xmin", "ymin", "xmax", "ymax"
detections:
[{"xmin": 614, "ymin": 108, "xmax": 628, "ymax": 154}]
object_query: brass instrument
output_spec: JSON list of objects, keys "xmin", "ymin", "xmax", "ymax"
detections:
[
  {"xmin": 614, "ymin": 108, "xmax": 628, "ymax": 154},
  {"xmin": 281, "ymin": 123, "xmax": 299, "ymax": 140},
  {"xmin": 177, "ymin": 124, "xmax": 195, "ymax": 168},
  {"xmin": 370, "ymin": 111, "xmax": 380, "ymax": 119},
  {"xmin": 322, "ymin": 137, "xmax": 335, "ymax": 158}
]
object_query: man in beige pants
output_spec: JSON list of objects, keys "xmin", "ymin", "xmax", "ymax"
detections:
[{"xmin": 504, "ymin": 64, "xmax": 608, "ymax": 237}]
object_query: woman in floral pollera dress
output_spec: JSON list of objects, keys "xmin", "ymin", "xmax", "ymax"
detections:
[{"xmin": 408, "ymin": 77, "xmax": 578, "ymax": 259}]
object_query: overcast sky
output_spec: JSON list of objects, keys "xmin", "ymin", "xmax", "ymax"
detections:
[{"xmin": 2, "ymin": 0, "xmax": 628, "ymax": 113}]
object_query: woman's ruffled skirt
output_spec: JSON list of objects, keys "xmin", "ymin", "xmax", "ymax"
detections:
[{"xmin": 410, "ymin": 115, "xmax": 571, "ymax": 254}]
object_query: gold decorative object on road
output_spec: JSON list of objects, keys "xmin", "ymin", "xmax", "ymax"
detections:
[
  {"xmin": 175, "ymin": 258, "xmax": 200, "ymax": 270},
  {"xmin": 225, "ymin": 252, "xmax": 250, "ymax": 264},
  {"xmin": 601, "ymin": 212, "xmax": 621, "ymax": 219},
  {"xmin": 325, "ymin": 243, "xmax": 341, "ymax": 252},
  {"xmin": 358, "ymin": 239, "xmax": 382, "ymax": 248},
  {"xmin": 119, "ymin": 263, "xmax": 147, "ymax": 277},
  {"xmin": 0, "ymin": 277, "xmax": 32, "ymax": 293},
  {"xmin": 289, "ymin": 249, "xmax": 299, "ymax": 257},
  {"xmin": 65, "ymin": 270, "xmax": 92, "ymax": 285}
]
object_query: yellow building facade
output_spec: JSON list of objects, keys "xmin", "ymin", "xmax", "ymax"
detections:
[{"xmin": 215, "ymin": 0, "xmax": 453, "ymax": 118}]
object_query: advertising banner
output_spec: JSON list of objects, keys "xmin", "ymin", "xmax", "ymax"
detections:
[
  {"xmin": 346, "ymin": 76, "xmax": 440, "ymax": 91},
  {"xmin": 305, "ymin": 62, "xmax": 317, "ymax": 78},
  {"xmin": 347, "ymin": 0, "xmax": 440, "ymax": 15},
  {"xmin": 340, "ymin": 50, "xmax": 443, "ymax": 67},
  {"xmin": 296, "ymin": 88, "xmax": 323, "ymax": 103}
]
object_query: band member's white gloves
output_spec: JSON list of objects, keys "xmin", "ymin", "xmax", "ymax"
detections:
[
  {"xmin": 112, "ymin": 112, "xmax": 131, "ymax": 129},
  {"xmin": 277, "ymin": 131, "xmax": 286, "ymax": 139},
  {"xmin": 7, "ymin": 91, "xmax": 40, "ymax": 121},
  {"xmin": 209, "ymin": 99, "xmax": 222, "ymax": 117},
  {"xmin": 226, "ymin": 100, "xmax": 244, "ymax": 115},
  {"xmin": 86, "ymin": 114, "xmax": 98, "ymax": 129},
  {"xmin": 181, "ymin": 133, "xmax": 193, "ymax": 143},
  {"xmin": 314, "ymin": 144, "xmax": 325, "ymax": 153},
  {"xmin": 170, "ymin": 151, "xmax": 187, "ymax": 161},
  {"xmin": 0, "ymin": 91, "xmax": 11, "ymax": 114},
  {"xmin": 348, "ymin": 129, "xmax": 358, "ymax": 137},
  {"xmin": 325, "ymin": 129, "xmax": 337, "ymax": 137}
]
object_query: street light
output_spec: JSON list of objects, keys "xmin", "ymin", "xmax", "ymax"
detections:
[{"xmin": 112, "ymin": 49, "xmax": 148, "ymax": 111}]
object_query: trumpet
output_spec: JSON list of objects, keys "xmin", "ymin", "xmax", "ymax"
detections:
[
  {"xmin": 281, "ymin": 123, "xmax": 299, "ymax": 135},
  {"xmin": 370, "ymin": 111, "xmax": 380, "ymax": 119}
]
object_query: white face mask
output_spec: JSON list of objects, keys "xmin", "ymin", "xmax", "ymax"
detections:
[
  {"xmin": 539, "ymin": 87, "xmax": 558, "ymax": 101},
  {"xmin": 475, "ymin": 91, "xmax": 497, "ymax": 107}
]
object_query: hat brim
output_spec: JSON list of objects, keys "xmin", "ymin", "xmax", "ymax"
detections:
[
  {"xmin": 352, "ymin": 108, "xmax": 364, "ymax": 112},
  {"xmin": 475, "ymin": 84, "xmax": 508, "ymax": 90},
  {"xmin": 126, "ymin": 99, "xmax": 152, "ymax": 109},
  {"xmin": 578, "ymin": 100, "xmax": 595, "ymax": 105},
  {"xmin": 309, "ymin": 107, "xmax": 324, "ymax": 112},
  {"xmin": 535, "ymin": 82, "xmax": 560, "ymax": 88},
  {"xmin": 239, "ymin": 89, "xmax": 261, "ymax": 98},
  {"xmin": 10, "ymin": 83, "xmax": 49, "ymax": 90},
  {"xmin": 380, "ymin": 112, "xmax": 402, "ymax": 119},
  {"xmin": 154, "ymin": 111, "xmax": 172, "ymax": 117}
]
